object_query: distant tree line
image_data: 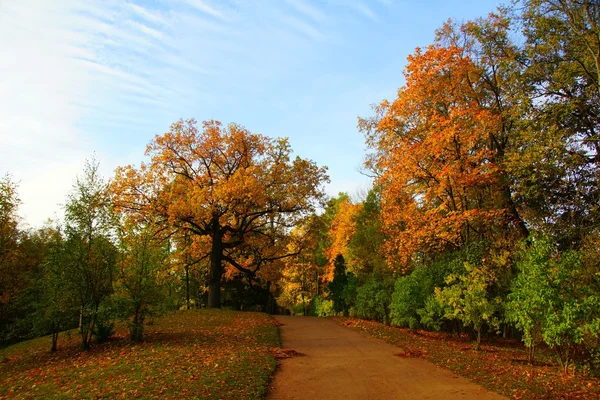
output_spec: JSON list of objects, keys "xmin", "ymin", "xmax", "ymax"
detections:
[{"xmin": 0, "ymin": 121, "xmax": 328, "ymax": 351}]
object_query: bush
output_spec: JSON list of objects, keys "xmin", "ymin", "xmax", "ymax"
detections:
[
  {"xmin": 418, "ymin": 295, "xmax": 445, "ymax": 331},
  {"xmin": 355, "ymin": 273, "xmax": 394, "ymax": 324},
  {"xmin": 312, "ymin": 295, "xmax": 335, "ymax": 317},
  {"xmin": 390, "ymin": 253, "xmax": 462, "ymax": 330},
  {"xmin": 435, "ymin": 262, "xmax": 501, "ymax": 350},
  {"xmin": 506, "ymin": 236, "xmax": 600, "ymax": 372},
  {"xmin": 390, "ymin": 274, "xmax": 422, "ymax": 329},
  {"xmin": 93, "ymin": 302, "xmax": 115, "ymax": 343}
]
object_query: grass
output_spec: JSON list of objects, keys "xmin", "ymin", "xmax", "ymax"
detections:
[
  {"xmin": 0, "ymin": 309, "xmax": 280, "ymax": 399},
  {"xmin": 333, "ymin": 317, "xmax": 600, "ymax": 400}
]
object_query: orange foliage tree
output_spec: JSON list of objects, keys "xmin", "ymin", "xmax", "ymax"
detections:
[
  {"xmin": 324, "ymin": 197, "xmax": 362, "ymax": 281},
  {"xmin": 361, "ymin": 46, "xmax": 526, "ymax": 269},
  {"xmin": 277, "ymin": 219, "xmax": 323, "ymax": 315},
  {"xmin": 112, "ymin": 119, "xmax": 328, "ymax": 308}
]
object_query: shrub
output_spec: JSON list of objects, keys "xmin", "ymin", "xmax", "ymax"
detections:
[
  {"xmin": 312, "ymin": 295, "xmax": 335, "ymax": 317},
  {"xmin": 355, "ymin": 274, "xmax": 394, "ymax": 324}
]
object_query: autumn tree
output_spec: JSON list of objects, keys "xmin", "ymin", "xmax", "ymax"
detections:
[
  {"xmin": 112, "ymin": 119, "xmax": 328, "ymax": 308},
  {"xmin": 324, "ymin": 196, "xmax": 361, "ymax": 280},
  {"xmin": 277, "ymin": 221, "xmax": 323, "ymax": 315},
  {"xmin": 360, "ymin": 37, "xmax": 530, "ymax": 270}
]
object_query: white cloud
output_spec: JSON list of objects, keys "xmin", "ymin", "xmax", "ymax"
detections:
[
  {"xmin": 284, "ymin": 0, "xmax": 327, "ymax": 22},
  {"xmin": 281, "ymin": 15, "xmax": 325, "ymax": 40},
  {"xmin": 351, "ymin": 2, "xmax": 378, "ymax": 21},
  {"xmin": 126, "ymin": 2, "xmax": 171, "ymax": 26},
  {"xmin": 182, "ymin": 0, "xmax": 231, "ymax": 21},
  {"xmin": 1, "ymin": 0, "xmax": 385, "ymax": 227}
]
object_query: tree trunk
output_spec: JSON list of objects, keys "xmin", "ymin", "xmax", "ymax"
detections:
[
  {"xmin": 131, "ymin": 309, "xmax": 144, "ymax": 342},
  {"xmin": 501, "ymin": 185, "xmax": 529, "ymax": 239},
  {"xmin": 51, "ymin": 331, "xmax": 58, "ymax": 352},
  {"xmin": 475, "ymin": 327, "xmax": 481, "ymax": 351},
  {"xmin": 301, "ymin": 293, "xmax": 306, "ymax": 316},
  {"xmin": 527, "ymin": 345, "xmax": 535, "ymax": 364},
  {"xmin": 208, "ymin": 227, "xmax": 223, "ymax": 308},
  {"xmin": 81, "ymin": 315, "xmax": 94, "ymax": 350},
  {"xmin": 185, "ymin": 264, "xmax": 191, "ymax": 310}
]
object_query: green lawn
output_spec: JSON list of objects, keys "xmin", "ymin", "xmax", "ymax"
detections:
[
  {"xmin": 334, "ymin": 317, "xmax": 600, "ymax": 399},
  {"xmin": 0, "ymin": 309, "xmax": 279, "ymax": 399}
]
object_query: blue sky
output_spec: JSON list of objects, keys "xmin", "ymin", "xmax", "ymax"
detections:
[{"xmin": 1, "ymin": 0, "xmax": 505, "ymax": 227}]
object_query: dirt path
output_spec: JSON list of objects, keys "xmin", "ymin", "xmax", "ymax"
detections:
[{"xmin": 267, "ymin": 316, "xmax": 505, "ymax": 400}]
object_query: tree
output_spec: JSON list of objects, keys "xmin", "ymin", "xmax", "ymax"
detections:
[
  {"xmin": 360, "ymin": 44, "xmax": 527, "ymax": 270},
  {"xmin": 390, "ymin": 261, "xmax": 446, "ymax": 330},
  {"xmin": 355, "ymin": 272, "xmax": 394, "ymax": 324},
  {"xmin": 0, "ymin": 176, "xmax": 22, "ymax": 312},
  {"xmin": 435, "ymin": 262, "xmax": 501, "ymax": 350},
  {"xmin": 277, "ymin": 221, "xmax": 323, "ymax": 315},
  {"xmin": 327, "ymin": 255, "xmax": 349, "ymax": 315},
  {"xmin": 115, "ymin": 218, "xmax": 170, "ymax": 341},
  {"xmin": 324, "ymin": 197, "xmax": 361, "ymax": 280},
  {"xmin": 33, "ymin": 224, "xmax": 77, "ymax": 352},
  {"xmin": 346, "ymin": 187, "xmax": 387, "ymax": 277},
  {"xmin": 112, "ymin": 119, "xmax": 328, "ymax": 308},
  {"xmin": 0, "ymin": 175, "xmax": 20, "ymax": 277},
  {"xmin": 516, "ymin": 0, "xmax": 600, "ymax": 248},
  {"xmin": 507, "ymin": 236, "xmax": 600, "ymax": 372},
  {"xmin": 64, "ymin": 159, "xmax": 116, "ymax": 349},
  {"xmin": 0, "ymin": 175, "xmax": 23, "ymax": 343},
  {"xmin": 0, "ymin": 176, "xmax": 46, "ymax": 345}
]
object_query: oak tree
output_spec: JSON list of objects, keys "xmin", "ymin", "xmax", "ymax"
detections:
[{"xmin": 112, "ymin": 119, "xmax": 328, "ymax": 308}]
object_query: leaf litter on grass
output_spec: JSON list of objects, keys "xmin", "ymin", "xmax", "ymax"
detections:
[{"xmin": 0, "ymin": 309, "xmax": 279, "ymax": 400}]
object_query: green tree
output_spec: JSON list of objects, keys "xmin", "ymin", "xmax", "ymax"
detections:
[
  {"xmin": 514, "ymin": 0, "xmax": 600, "ymax": 248},
  {"xmin": 347, "ymin": 187, "xmax": 387, "ymax": 277},
  {"xmin": 355, "ymin": 273, "xmax": 394, "ymax": 324},
  {"xmin": 390, "ymin": 262, "xmax": 446, "ymax": 330},
  {"xmin": 327, "ymin": 255, "xmax": 349, "ymax": 315},
  {"xmin": 64, "ymin": 159, "xmax": 117, "ymax": 350},
  {"xmin": 115, "ymin": 219, "xmax": 170, "ymax": 341},
  {"xmin": 507, "ymin": 236, "xmax": 600, "ymax": 373},
  {"xmin": 435, "ymin": 263, "xmax": 501, "ymax": 350},
  {"xmin": 505, "ymin": 238, "xmax": 553, "ymax": 363},
  {"xmin": 32, "ymin": 224, "xmax": 77, "ymax": 351}
]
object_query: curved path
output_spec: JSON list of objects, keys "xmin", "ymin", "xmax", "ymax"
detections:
[{"xmin": 267, "ymin": 316, "xmax": 505, "ymax": 400}]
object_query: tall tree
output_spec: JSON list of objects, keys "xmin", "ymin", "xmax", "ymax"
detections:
[
  {"xmin": 64, "ymin": 159, "xmax": 116, "ymax": 349},
  {"xmin": 112, "ymin": 119, "xmax": 328, "ymax": 308},
  {"xmin": 0, "ymin": 176, "xmax": 45, "ymax": 345},
  {"xmin": 32, "ymin": 224, "xmax": 76, "ymax": 352},
  {"xmin": 0, "ymin": 175, "xmax": 22, "ymax": 310},
  {"xmin": 347, "ymin": 187, "xmax": 387, "ymax": 278},
  {"xmin": 517, "ymin": 0, "xmax": 600, "ymax": 247},
  {"xmin": 360, "ymin": 45, "xmax": 526, "ymax": 269},
  {"xmin": 324, "ymin": 196, "xmax": 361, "ymax": 280}
]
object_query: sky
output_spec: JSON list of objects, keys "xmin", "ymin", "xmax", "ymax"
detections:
[{"xmin": 0, "ymin": 0, "xmax": 505, "ymax": 228}]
